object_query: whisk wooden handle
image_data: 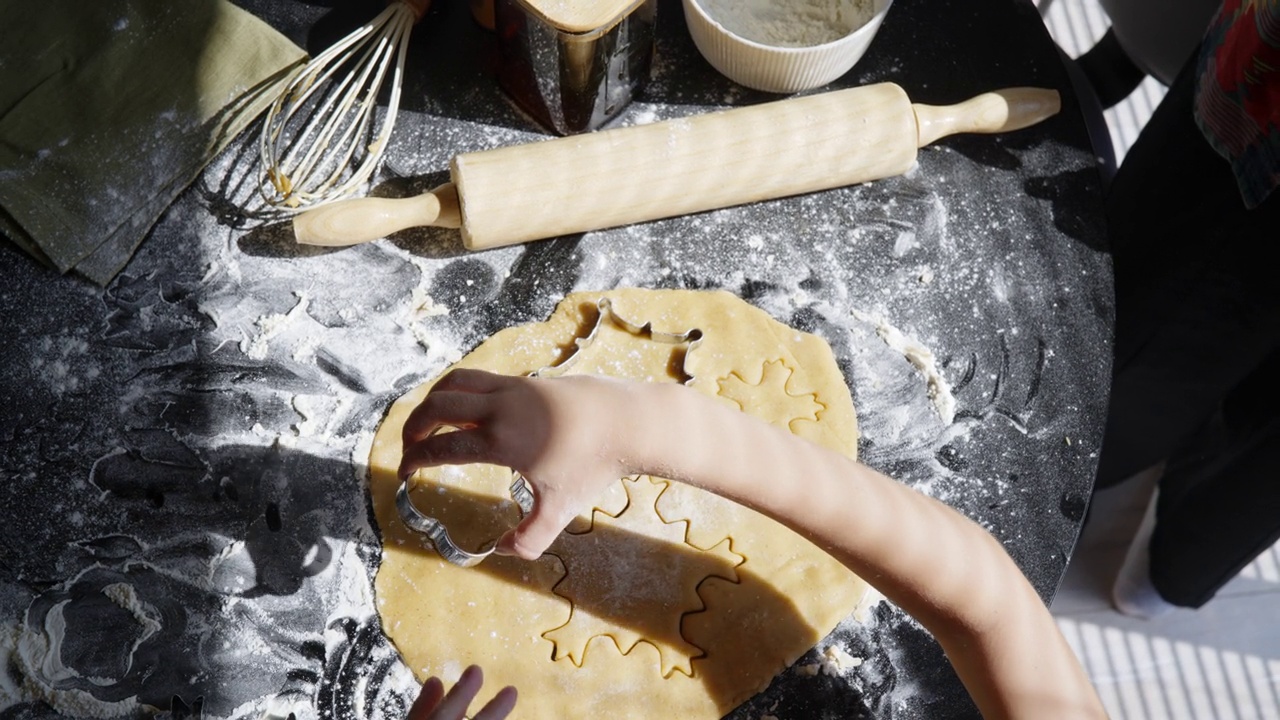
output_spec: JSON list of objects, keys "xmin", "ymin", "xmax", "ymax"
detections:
[
  {"xmin": 400, "ymin": 0, "xmax": 433, "ymax": 21},
  {"xmin": 292, "ymin": 84, "xmax": 1060, "ymax": 249}
]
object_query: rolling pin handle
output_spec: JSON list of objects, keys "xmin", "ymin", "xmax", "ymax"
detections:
[
  {"xmin": 912, "ymin": 87, "xmax": 1061, "ymax": 148},
  {"xmin": 293, "ymin": 183, "xmax": 461, "ymax": 246}
]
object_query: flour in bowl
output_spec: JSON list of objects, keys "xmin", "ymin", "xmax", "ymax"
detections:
[{"xmin": 698, "ymin": 0, "xmax": 875, "ymax": 47}]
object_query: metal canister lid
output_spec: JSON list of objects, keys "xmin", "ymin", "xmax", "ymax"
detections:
[
  {"xmin": 517, "ymin": 0, "xmax": 647, "ymax": 35},
  {"xmin": 495, "ymin": 0, "xmax": 656, "ymax": 134}
]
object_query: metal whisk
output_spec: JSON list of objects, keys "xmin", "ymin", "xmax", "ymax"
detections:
[{"xmin": 259, "ymin": 0, "xmax": 428, "ymax": 211}]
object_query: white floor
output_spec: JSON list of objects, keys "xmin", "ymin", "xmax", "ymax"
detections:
[
  {"xmin": 1037, "ymin": 3, "xmax": 1280, "ymax": 718},
  {"xmin": 1051, "ymin": 469, "xmax": 1280, "ymax": 719}
]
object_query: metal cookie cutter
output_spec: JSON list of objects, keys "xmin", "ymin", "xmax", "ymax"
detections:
[
  {"xmin": 397, "ymin": 469, "xmax": 534, "ymax": 568},
  {"xmin": 398, "ymin": 296, "xmax": 702, "ymax": 567},
  {"xmin": 535, "ymin": 297, "xmax": 705, "ymax": 381}
]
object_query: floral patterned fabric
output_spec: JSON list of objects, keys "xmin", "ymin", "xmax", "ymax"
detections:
[{"xmin": 1195, "ymin": 0, "xmax": 1280, "ymax": 208}]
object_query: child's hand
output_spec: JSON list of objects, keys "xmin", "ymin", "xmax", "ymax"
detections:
[
  {"xmin": 408, "ymin": 665, "xmax": 516, "ymax": 720},
  {"xmin": 397, "ymin": 369, "xmax": 647, "ymax": 560}
]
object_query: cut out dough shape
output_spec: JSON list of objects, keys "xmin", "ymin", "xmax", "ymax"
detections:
[
  {"xmin": 368, "ymin": 289, "xmax": 866, "ymax": 719},
  {"xmin": 542, "ymin": 476, "xmax": 743, "ymax": 679}
]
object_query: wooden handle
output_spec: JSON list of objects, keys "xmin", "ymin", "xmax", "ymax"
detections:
[
  {"xmin": 293, "ymin": 183, "xmax": 460, "ymax": 246},
  {"xmin": 912, "ymin": 87, "xmax": 1060, "ymax": 148}
]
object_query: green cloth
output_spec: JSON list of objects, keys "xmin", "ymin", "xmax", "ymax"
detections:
[{"xmin": 0, "ymin": 0, "xmax": 305, "ymax": 284}]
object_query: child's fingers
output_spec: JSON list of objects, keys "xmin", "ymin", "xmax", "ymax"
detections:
[
  {"xmin": 495, "ymin": 495, "xmax": 571, "ymax": 560},
  {"xmin": 432, "ymin": 368, "xmax": 509, "ymax": 394},
  {"xmin": 399, "ymin": 428, "xmax": 493, "ymax": 479},
  {"xmin": 402, "ymin": 390, "xmax": 493, "ymax": 446}
]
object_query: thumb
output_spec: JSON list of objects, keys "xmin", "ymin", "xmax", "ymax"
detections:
[{"xmin": 495, "ymin": 498, "xmax": 572, "ymax": 560}]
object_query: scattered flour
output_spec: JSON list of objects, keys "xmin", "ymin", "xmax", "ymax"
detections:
[
  {"xmin": 851, "ymin": 308, "xmax": 957, "ymax": 424},
  {"xmin": 821, "ymin": 644, "xmax": 864, "ymax": 672},
  {"xmin": 239, "ymin": 292, "xmax": 310, "ymax": 360},
  {"xmin": 101, "ymin": 583, "xmax": 162, "ymax": 639},
  {"xmin": 28, "ymin": 335, "xmax": 97, "ymax": 395},
  {"xmin": 1, "ymin": 609, "xmax": 154, "ymax": 718},
  {"xmin": 794, "ymin": 662, "xmax": 821, "ymax": 677},
  {"xmin": 291, "ymin": 394, "xmax": 338, "ymax": 437},
  {"xmin": 408, "ymin": 287, "xmax": 449, "ymax": 320},
  {"xmin": 794, "ymin": 645, "xmax": 864, "ymax": 678}
]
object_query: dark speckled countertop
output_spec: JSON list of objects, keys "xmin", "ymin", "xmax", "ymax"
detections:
[{"xmin": 0, "ymin": 0, "xmax": 1110, "ymax": 718}]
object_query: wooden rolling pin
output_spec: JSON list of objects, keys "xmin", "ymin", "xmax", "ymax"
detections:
[{"xmin": 294, "ymin": 83, "xmax": 1060, "ymax": 249}]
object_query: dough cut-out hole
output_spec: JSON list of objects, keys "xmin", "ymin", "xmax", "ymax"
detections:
[{"xmin": 717, "ymin": 359, "xmax": 826, "ymax": 432}]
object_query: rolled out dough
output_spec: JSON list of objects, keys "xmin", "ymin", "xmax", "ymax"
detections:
[{"xmin": 367, "ymin": 288, "xmax": 867, "ymax": 719}]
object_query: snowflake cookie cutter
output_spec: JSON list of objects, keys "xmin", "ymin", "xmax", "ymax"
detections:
[
  {"xmin": 398, "ymin": 296, "xmax": 704, "ymax": 568},
  {"xmin": 532, "ymin": 297, "xmax": 705, "ymax": 382}
]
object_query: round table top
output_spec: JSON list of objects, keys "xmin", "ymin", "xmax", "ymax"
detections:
[{"xmin": 0, "ymin": 0, "xmax": 1111, "ymax": 717}]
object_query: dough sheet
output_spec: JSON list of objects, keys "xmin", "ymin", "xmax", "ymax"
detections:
[{"xmin": 368, "ymin": 288, "xmax": 866, "ymax": 719}]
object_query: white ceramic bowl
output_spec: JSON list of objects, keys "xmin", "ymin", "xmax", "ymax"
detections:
[{"xmin": 683, "ymin": 0, "xmax": 894, "ymax": 93}]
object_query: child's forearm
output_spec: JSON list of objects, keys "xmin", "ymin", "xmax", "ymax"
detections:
[
  {"xmin": 396, "ymin": 370, "xmax": 1104, "ymax": 717},
  {"xmin": 627, "ymin": 383, "xmax": 1105, "ymax": 719}
]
